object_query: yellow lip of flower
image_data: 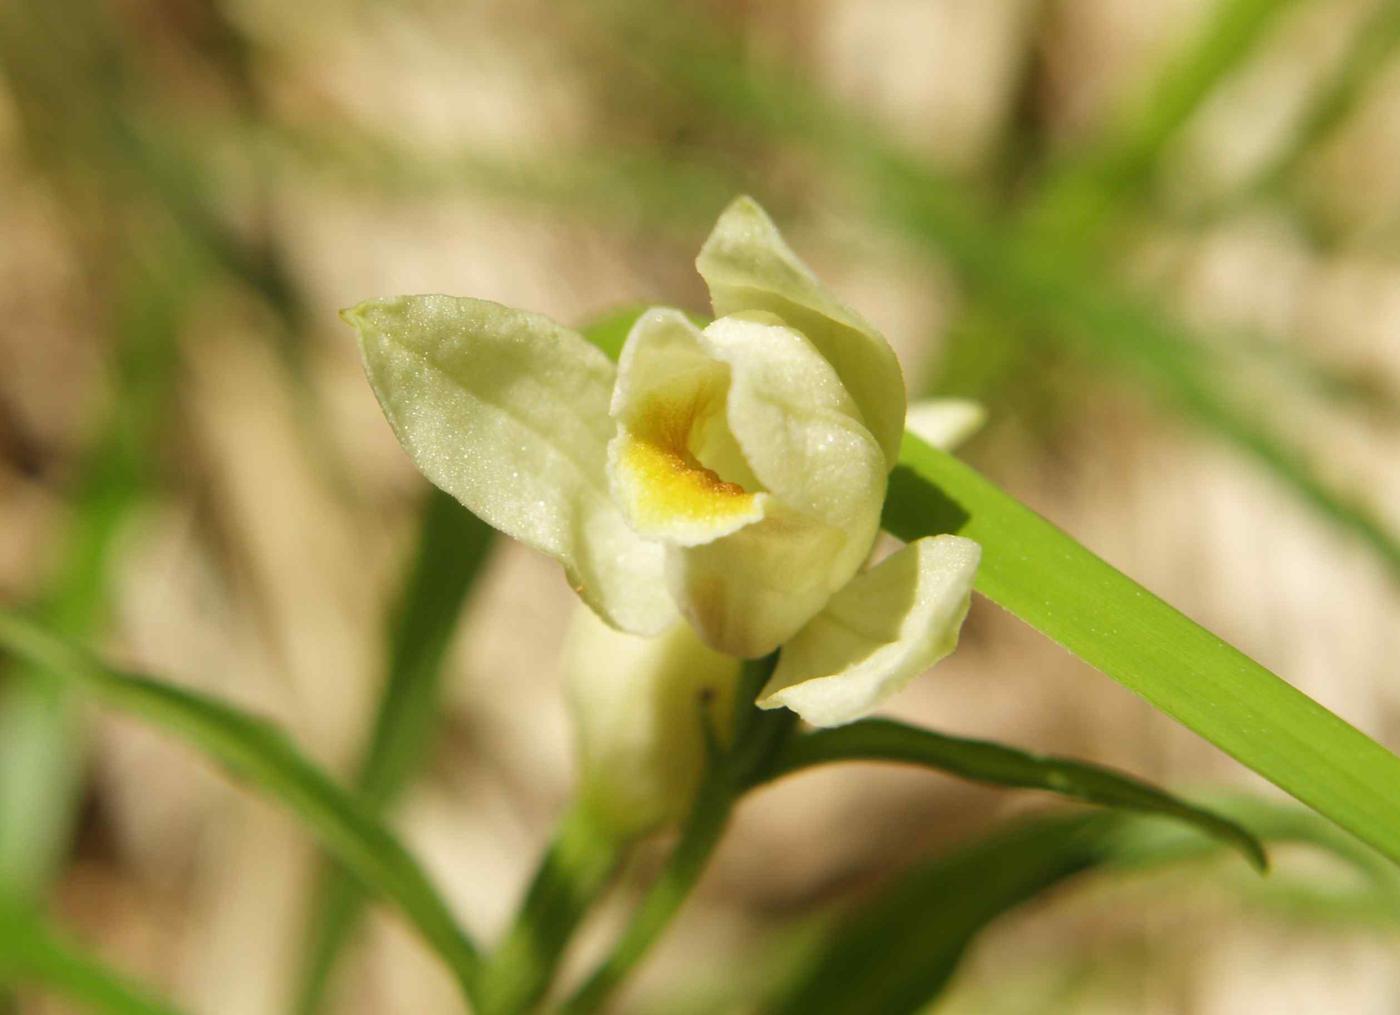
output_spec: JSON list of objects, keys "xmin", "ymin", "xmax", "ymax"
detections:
[{"xmin": 613, "ymin": 390, "xmax": 766, "ymax": 545}]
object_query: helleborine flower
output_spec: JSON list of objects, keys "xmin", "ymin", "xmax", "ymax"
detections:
[
  {"xmin": 345, "ymin": 196, "xmax": 981, "ymax": 727},
  {"xmin": 563, "ymin": 605, "xmax": 739, "ymax": 836}
]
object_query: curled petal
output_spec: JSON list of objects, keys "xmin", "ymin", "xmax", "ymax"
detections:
[
  {"xmin": 608, "ymin": 309, "xmax": 768, "ymax": 546},
  {"xmin": 758, "ymin": 535, "xmax": 981, "ymax": 727},
  {"xmin": 347, "ymin": 294, "xmax": 675, "ymax": 635},
  {"xmin": 697, "ymin": 196, "xmax": 907, "ymax": 468},
  {"xmin": 564, "ymin": 606, "xmax": 740, "ymax": 837},
  {"xmin": 701, "ymin": 313, "xmax": 885, "ymax": 545},
  {"xmin": 905, "ymin": 398, "xmax": 986, "ymax": 451}
]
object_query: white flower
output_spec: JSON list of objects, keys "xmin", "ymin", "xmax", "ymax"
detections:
[{"xmin": 345, "ymin": 196, "xmax": 980, "ymax": 727}]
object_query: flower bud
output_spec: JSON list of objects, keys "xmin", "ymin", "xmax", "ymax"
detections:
[{"xmin": 563, "ymin": 606, "xmax": 739, "ymax": 838}]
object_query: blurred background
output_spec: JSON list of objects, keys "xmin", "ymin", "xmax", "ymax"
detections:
[{"xmin": 3, "ymin": 0, "xmax": 1400, "ymax": 1011}]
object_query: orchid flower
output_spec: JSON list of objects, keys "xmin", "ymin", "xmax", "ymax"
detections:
[{"xmin": 344, "ymin": 196, "xmax": 980, "ymax": 728}]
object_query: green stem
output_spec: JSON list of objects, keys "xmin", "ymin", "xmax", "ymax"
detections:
[
  {"xmin": 562, "ymin": 655, "xmax": 789, "ymax": 1014},
  {"xmin": 561, "ymin": 775, "xmax": 734, "ymax": 1014},
  {"xmin": 479, "ymin": 803, "xmax": 628, "ymax": 1014}
]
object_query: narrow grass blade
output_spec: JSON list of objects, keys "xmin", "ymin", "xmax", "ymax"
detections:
[
  {"xmin": 1244, "ymin": 0, "xmax": 1400, "ymax": 204},
  {"xmin": 768, "ymin": 797, "xmax": 1400, "ymax": 1015},
  {"xmin": 861, "ymin": 143, "xmax": 1400, "ymax": 582},
  {"xmin": 293, "ymin": 488, "xmax": 493, "ymax": 1014},
  {"xmin": 0, "ymin": 250, "xmax": 189, "ymax": 906},
  {"xmin": 1034, "ymin": 0, "xmax": 1300, "ymax": 219},
  {"xmin": 763, "ymin": 718, "xmax": 1265, "ymax": 870},
  {"xmin": 0, "ymin": 903, "xmax": 186, "ymax": 1015},
  {"xmin": 769, "ymin": 813, "xmax": 1113, "ymax": 1015},
  {"xmin": 0, "ymin": 611, "xmax": 483, "ymax": 1007},
  {"xmin": 886, "ymin": 434, "xmax": 1400, "ymax": 865},
  {"xmin": 0, "ymin": 0, "xmax": 306, "ymax": 911}
]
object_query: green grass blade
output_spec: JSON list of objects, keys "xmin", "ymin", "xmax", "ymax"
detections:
[
  {"xmin": 292, "ymin": 488, "xmax": 493, "ymax": 1015},
  {"xmin": 359, "ymin": 490, "xmax": 494, "ymax": 808},
  {"xmin": 1035, "ymin": 0, "xmax": 1299, "ymax": 214},
  {"xmin": 0, "ymin": 0, "xmax": 308, "ymax": 912},
  {"xmin": 1245, "ymin": 0, "xmax": 1400, "ymax": 203},
  {"xmin": 0, "ymin": 611, "xmax": 483, "ymax": 1007},
  {"xmin": 0, "ymin": 249, "xmax": 189, "ymax": 907},
  {"xmin": 769, "ymin": 813, "xmax": 1113, "ymax": 1015},
  {"xmin": 870, "ymin": 155, "xmax": 1400, "ymax": 584},
  {"xmin": 769, "ymin": 797, "xmax": 1400, "ymax": 1015},
  {"xmin": 886, "ymin": 434, "xmax": 1400, "ymax": 865},
  {"xmin": 0, "ymin": 903, "xmax": 186, "ymax": 1015},
  {"xmin": 763, "ymin": 718, "xmax": 1265, "ymax": 870}
]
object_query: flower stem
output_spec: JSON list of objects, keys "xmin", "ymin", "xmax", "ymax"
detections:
[
  {"xmin": 479, "ymin": 802, "xmax": 628, "ymax": 1014},
  {"xmin": 562, "ymin": 654, "xmax": 791, "ymax": 1013}
]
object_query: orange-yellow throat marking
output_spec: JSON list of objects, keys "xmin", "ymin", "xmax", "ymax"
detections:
[{"xmin": 622, "ymin": 396, "xmax": 756, "ymax": 527}]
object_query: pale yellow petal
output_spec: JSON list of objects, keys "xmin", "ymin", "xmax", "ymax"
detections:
[
  {"xmin": 758, "ymin": 535, "xmax": 980, "ymax": 726},
  {"xmin": 700, "ymin": 312, "xmax": 885, "ymax": 548},
  {"xmin": 665, "ymin": 506, "xmax": 848, "ymax": 659},
  {"xmin": 696, "ymin": 196, "xmax": 906, "ymax": 467},
  {"xmin": 347, "ymin": 294, "xmax": 675, "ymax": 635},
  {"xmin": 905, "ymin": 398, "xmax": 986, "ymax": 451}
]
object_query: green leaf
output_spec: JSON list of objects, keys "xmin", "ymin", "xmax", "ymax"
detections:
[
  {"xmin": 0, "ymin": 610, "xmax": 483, "ymax": 1007},
  {"xmin": 579, "ymin": 305, "xmax": 650, "ymax": 361},
  {"xmin": 768, "ymin": 798, "xmax": 1400, "ymax": 1015},
  {"xmin": 761, "ymin": 718, "xmax": 1266, "ymax": 871},
  {"xmin": 293, "ymin": 487, "xmax": 494, "ymax": 1015},
  {"xmin": 0, "ymin": 0, "xmax": 312, "ymax": 914},
  {"xmin": 0, "ymin": 902, "xmax": 186, "ymax": 1015},
  {"xmin": 0, "ymin": 248, "xmax": 190, "ymax": 906},
  {"xmin": 768, "ymin": 813, "xmax": 1115, "ymax": 1015},
  {"xmin": 887, "ymin": 434, "xmax": 1400, "ymax": 865}
]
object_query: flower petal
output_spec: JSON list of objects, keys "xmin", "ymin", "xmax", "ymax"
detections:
[
  {"xmin": 608, "ymin": 309, "xmax": 768, "ymax": 547},
  {"xmin": 905, "ymin": 398, "xmax": 986, "ymax": 450},
  {"xmin": 696, "ymin": 196, "xmax": 907, "ymax": 468},
  {"xmin": 758, "ymin": 535, "xmax": 980, "ymax": 727},
  {"xmin": 564, "ymin": 606, "xmax": 740, "ymax": 837},
  {"xmin": 347, "ymin": 294, "xmax": 675, "ymax": 635},
  {"xmin": 700, "ymin": 313, "xmax": 885, "ymax": 544},
  {"xmin": 661, "ymin": 313, "xmax": 887, "ymax": 657},
  {"xmin": 665, "ymin": 507, "xmax": 848, "ymax": 658}
]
